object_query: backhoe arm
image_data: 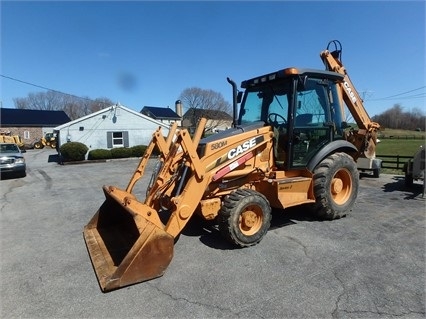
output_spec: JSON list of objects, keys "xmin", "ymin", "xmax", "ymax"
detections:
[{"xmin": 320, "ymin": 40, "xmax": 380, "ymax": 158}]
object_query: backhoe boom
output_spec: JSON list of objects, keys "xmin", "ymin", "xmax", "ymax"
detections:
[{"xmin": 320, "ymin": 40, "xmax": 380, "ymax": 158}]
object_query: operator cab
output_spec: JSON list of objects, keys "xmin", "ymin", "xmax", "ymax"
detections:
[{"xmin": 238, "ymin": 67, "xmax": 346, "ymax": 169}]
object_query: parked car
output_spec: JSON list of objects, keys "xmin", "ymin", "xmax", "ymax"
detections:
[{"xmin": 0, "ymin": 143, "xmax": 26, "ymax": 177}]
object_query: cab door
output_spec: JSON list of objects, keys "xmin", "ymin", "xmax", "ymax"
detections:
[{"xmin": 289, "ymin": 77, "xmax": 342, "ymax": 168}]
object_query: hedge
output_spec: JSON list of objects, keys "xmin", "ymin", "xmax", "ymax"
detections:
[
  {"xmin": 110, "ymin": 147, "xmax": 133, "ymax": 158},
  {"xmin": 130, "ymin": 145, "xmax": 147, "ymax": 157},
  {"xmin": 88, "ymin": 149, "xmax": 112, "ymax": 160},
  {"xmin": 60, "ymin": 142, "xmax": 88, "ymax": 162},
  {"xmin": 86, "ymin": 145, "xmax": 153, "ymax": 160}
]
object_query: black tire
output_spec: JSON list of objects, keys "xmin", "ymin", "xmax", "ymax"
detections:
[
  {"xmin": 373, "ymin": 168, "xmax": 380, "ymax": 178},
  {"xmin": 312, "ymin": 152, "xmax": 359, "ymax": 220},
  {"xmin": 34, "ymin": 142, "xmax": 43, "ymax": 149},
  {"xmin": 218, "ymin": 189, "xmax": 271, "ymax": 247},
  {"xmin": 404, "ymin": 162, "xmax": 413, "ymax": 187},
  {"xmin": 405, "ymin": 172, "xmax": 413, "ymax": 187}
]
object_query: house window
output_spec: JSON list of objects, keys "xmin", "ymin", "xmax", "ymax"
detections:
[
  {"xmin": 112, "ymin": 132, "xmax": 123, "ymax": 146},
  {"xmin": 107, "ymin": 131, "xmax": 129, "ymax": 148},
  {"xmin": 23, "ymin": 131, "xmax": 30, "ymax": 139}
]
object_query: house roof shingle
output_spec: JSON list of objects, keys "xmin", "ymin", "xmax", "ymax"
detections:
[
  {"xmin": 183, "ymin": 108, "xmax": 233, "ymax": 121},
  {"xmin": 0, "ymin": 108, "xmax": 71, "ymax": 127},
  {"xmin": 141, "ymin": 106, "xmax": 181, "ymax": 120}
]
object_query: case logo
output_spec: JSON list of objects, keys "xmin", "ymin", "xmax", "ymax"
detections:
[
  {"xmin": 228, "ymin": 137, "xmax": 257, "ymax": 159},
  {"xmin": 344, "ymin": 81, "xmax": 357, "ymax": 103}
]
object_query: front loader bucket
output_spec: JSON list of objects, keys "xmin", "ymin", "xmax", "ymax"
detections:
[{"xmin": 83, "ymin": 186, "xmax": 174, "ymax": 292}]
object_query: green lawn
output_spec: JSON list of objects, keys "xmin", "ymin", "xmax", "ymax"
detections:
[
  {"xmin": 378, "ymin": 128, "xmax": 425, "ymax": 139},
  {"xmin": 377, "ymin": 139, "xmax": 425, "ymax": 157}
]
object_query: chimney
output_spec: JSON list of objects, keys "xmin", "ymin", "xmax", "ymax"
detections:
[{"xmin": 175, "ymin": 100, "xmax": 183, "ymax": 117}]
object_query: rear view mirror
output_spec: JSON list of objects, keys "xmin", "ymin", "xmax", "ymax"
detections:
[{"xmin": 237, "ymin": 91, "xmax": 243, "ymax": 104}]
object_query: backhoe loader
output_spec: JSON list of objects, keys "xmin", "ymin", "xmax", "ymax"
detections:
[
  {"xmin": 0, "ymin": 132, "xmax": 24, "ymax": 148},
  {"xmin": 33, "ymin": 132, "xmax": 56, "ymax": 149},
  {"xmin": 84, "ymin": 40, "xmax": 380, "ymax": 292}
]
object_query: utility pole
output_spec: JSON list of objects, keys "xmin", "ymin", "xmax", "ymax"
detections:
[{"xmin": 360, "ymin": 90, "xmax": 374, "ymax": 101}]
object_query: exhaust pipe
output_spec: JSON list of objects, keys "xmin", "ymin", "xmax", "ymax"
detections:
[{"xmin": 227, "ymin": 77, "xmax": 238, "ymax": 128}]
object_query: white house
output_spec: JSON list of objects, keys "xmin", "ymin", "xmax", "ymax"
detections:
[{"xmin": 53, "ymin": 104, "xmax": 170, "ymax": 151}]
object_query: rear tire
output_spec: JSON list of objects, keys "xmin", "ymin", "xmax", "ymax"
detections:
[
  {"xmin": 404, "ymin": 162, "xmax": 413, "ymax": 187},
  {"xmin": 405, "ymin": 173, "xmax": 413, "ymax": 187},
  {"xmin": 373, "ymin": 168, "xmax": 380, "ymax": 178},
  {"xmin": 218, "ymin": 189, "xmax": 271, "ymax": 247},
  {"xmin": 312, "ymin": 152, "xmax": 359, "ymax": 220}
]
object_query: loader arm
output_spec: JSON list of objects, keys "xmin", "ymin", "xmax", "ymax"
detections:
[
  {"xmin": 83, "ymin": 119, "xmax": 210, "ymax": 291},
  {"xmin": 320, "ymin": 40, "xmax": 380, "ymax": 158}
]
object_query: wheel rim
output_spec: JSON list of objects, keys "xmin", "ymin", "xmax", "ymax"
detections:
[
  {"xmin": 331, "ymin": 168, "xmax": 352, "ymax": 205},
  {"xmin": 239, "ymin": 205, "xmax": 263, "ymax": 236}
]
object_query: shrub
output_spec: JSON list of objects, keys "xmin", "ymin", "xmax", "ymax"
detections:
[
  {"xmin": 60, "ymin": 142, "xmax": 88, "ymax": 161},
  {"xmin": 152, "ymin": 145, "xmax": 161, "ymax": 156},
  {"xmin": 130, "ymin": 145, "xmax": 147, "ymax": 157},
  {"xmin": 88, "ymin": 149, "xmax": 112, "ymax": 160},
  {"xmin": 110, "ymin": 147, "xmax": 133, "ymax": 158}
]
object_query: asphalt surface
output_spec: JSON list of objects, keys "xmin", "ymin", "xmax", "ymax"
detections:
[{"xmin": 1, "ymin": 149, "xmax": 425, "ymax": 319}]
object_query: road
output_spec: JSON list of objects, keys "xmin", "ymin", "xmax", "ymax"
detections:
[{"xmin": 1, "ymin": 149, "xmax": 425, "ymax": 318}]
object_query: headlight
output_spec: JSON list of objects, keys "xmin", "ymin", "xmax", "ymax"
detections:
[{"xmin": 15, "ymin": 158, "xmax": 25, "ymax": 164}]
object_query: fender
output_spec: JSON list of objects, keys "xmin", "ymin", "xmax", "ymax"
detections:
[{"xmin": 307, "ymin": 140, "xmax": 358, "ymax": 172}]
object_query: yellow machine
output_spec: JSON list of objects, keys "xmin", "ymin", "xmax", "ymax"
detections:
[
  {"xmin": 0, "ymin": 132, "xmax": 25, "ymax": 148},
  {"xmin": 84, "ymin": 41, "xmax": 380, "ymax": 292},
  {"xmin": 33, "ymin": 132, "xmax": 56, "ymax": 149}
]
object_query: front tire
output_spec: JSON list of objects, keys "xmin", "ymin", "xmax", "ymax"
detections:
[
  {"xmin": 218, "ymin": 189, "xmax": 271, "ymax": 247},
  {"xmin": 312, "ymin": 152, "xmax": 359, "ymax": 220},
  {"xmin": 34, "ymin": 142, "xmax": 43, "ymax": 149}
]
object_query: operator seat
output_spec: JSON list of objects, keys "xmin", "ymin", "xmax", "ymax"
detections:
[{"xmin": 295, "ymin": 113, "xmax": 313, "ymax": 126}]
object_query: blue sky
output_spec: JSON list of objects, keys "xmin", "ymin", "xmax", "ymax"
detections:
[{"xmin": 1, "ymin": 1, "xmax": 425, "ymax": 117}]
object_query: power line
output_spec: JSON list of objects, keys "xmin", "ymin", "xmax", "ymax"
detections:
[
  {"xmin": 367, "ymin": 86, "xmax": 426, "ymax": 101},
  {"xmin": 0, "ymin": 74, "xmax": 104, "ymax": 104},
  {"xmin": 381, "ymin": 86, "xmax": 425, "ymax": 99},
  {"xmin": 368, "ymin": 93, "xmax": 426, "ymax": 102}
]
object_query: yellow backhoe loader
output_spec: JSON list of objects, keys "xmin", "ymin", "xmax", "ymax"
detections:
[
  {"xmin": 0, "ymin": 131, "xmax": 25, "ymax": 148},
  {"xmin": 33, "ymin": 132, "xmax": 56, "ymax": 149},
  {"xmin": 84, "ymin": 40, "xmax": 380, "ymax": 292}
]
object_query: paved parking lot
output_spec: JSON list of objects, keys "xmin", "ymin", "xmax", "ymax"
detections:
[{"xmin": 1, "ymin": 149, "xmax": 425, "ymax": 318}]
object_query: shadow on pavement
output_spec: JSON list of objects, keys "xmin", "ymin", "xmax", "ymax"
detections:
[
  {"xmin": 382, "ymin": 175, "xmax": 425, "ymax": 199},
  {"xmin": 181, "ymin": 204, "xmax": 316, "ymax": 251},
  {"xmin": 48, "ymin": 154, "xmax": 61, "ymax": 163}
]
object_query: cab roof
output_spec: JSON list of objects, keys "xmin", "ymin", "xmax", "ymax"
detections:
[{"xmin": 241, "ymin": 67, "xmax": 344, "ymax": 88}]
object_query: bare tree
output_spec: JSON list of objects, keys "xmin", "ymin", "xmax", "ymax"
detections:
[
  {"xmin": 179, "ymin": 87, "xmax": 232, "ymax": 131},
  {"xmin": 13, "ymin": 91, "xmax": 113, "ymax": 120},
  {"xmin": 372, "ymin": 104, "xmax": 425, "ymax": 131}
]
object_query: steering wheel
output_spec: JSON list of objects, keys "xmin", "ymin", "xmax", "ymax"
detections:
[{"xmin": 268, "ymin": 113, "xmax": 287, "ymax": 129}]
